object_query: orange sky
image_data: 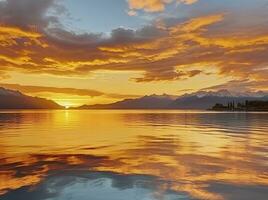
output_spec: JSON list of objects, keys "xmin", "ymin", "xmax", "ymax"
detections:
[{"xmin": 0, "ymin": 0, "xmax": 268, "ymax": 107}]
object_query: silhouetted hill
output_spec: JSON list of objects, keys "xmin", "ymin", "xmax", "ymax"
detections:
[{"xmin": 0, "ymin": 87, "xmax": 63, "ymax": 109}]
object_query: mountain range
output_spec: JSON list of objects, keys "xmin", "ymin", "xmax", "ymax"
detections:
[
  {"xmin": 78, "ymin": 90, "xmax": 268, "ymax": 110},
  {"xmin": 0, "ymin": 87, "xmax": 63, "ymax": 109},
  {"xmin": 1, "ymin": 87, "xmax": 268, "ymax": 110}
]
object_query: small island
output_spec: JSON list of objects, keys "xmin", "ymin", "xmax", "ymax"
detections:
[{"xmin": 210, "ymin": 100, "xmax": 268, "ymax": 111}]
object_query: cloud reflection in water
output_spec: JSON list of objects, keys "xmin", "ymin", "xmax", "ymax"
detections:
[{"xmin": 0, "ymin": 110, "xmax": 268, "ymax": 200}]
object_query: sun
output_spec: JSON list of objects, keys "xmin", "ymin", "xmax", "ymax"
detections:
[{"xmin": 54, "ymin": 100, "xmax": 74, "ymax": 109}]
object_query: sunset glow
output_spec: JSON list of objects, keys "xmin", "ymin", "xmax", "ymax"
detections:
[
  {"xmin": 0, "ymin": 0, "xmax": 267, "ymax": 106},
  {"xmin": 0, "ymin": 1, "xmax": 268, "ymax": 200}
]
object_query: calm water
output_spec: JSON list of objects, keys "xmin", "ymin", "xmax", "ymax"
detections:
[{"xmin": 0, "ymin": 110, "xmax": 267, "ymax": 200}]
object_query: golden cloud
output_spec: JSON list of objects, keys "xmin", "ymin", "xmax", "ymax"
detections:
[
  {"xmin": 0, "ymin": 0, "xmax": 267, "ymax": 91},
  {"xmin": 178, "ymin": 0, "xmax": 198, "ymax": 5},
  {"xmin": 127, "ymin": 0, "xmax": 198, "ymax": 13},
  {"xmin": 0, "ymin": 26, "xmax": 42, "ymax": 47},
  {"xmin": 128, "ymin": 0, "xmax": 173, "ymax": 12}
]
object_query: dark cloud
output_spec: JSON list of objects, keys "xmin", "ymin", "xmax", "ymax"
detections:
[
  {"xmin": 0, "ymin": 0, "xmax": 59, "ymax": 29},
  {"xmin": 0, "ymin": 83, "xmax": 140, "ymax": 99},
  {"xmin": 0, "ymin": 83, "xmax": 103, "ymax": 96}
]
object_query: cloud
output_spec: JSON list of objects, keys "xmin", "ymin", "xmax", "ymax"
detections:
[
  {"xmin": 127, "ymin": 0, "xmax": 198, "ymax": 13},
  {"xmin": 202, "ymin": 79, "xmax": 268, "ymax": 93},
  {"xmin": 0, "ymin": 83, "xmax": 103, "ymax": 96},
  {"xmin": 128, "ymin": 0, "xmax": 173, "ymax": 12},
  {"xmin": 0, "ymin": 70, "xmax": 9, "ymax": 79},
  {"xmin": 127, "ymin": 10, "xmax": 137, "ymax": 16},
  {"xmin": 0, "ymin": 0, "xmax": 267, "ymax": 91},
  {"xmin": 177, "ymin": 88, "xmax": 195, "ymax": 93},
  {"xmin": 0, "ymin": 83, "xmax": 140, "ymax": 99},
  {"xmin": 178, "ymin": 0, "xmax": 198, "ymax": 5},
  {"xmin": 0, "ymin": 0, "xmax": 60, "ymax": 29}
]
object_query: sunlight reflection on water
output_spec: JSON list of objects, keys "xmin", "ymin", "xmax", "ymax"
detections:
[{"xmin": 0, "ymin": 110, "xmax": 267, "ymax": 200}]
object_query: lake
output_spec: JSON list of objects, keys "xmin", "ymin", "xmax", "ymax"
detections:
[{"xmin": 0, "ymin": 110, "xmax": 267, "ymax": 200}]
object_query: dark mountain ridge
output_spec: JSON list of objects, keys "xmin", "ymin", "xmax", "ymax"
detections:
[
  {"xmin": 1, "ymin": 86, "xmax": 267, "ymax": 110},
  {"xmin": 79, "ymin": 94, "xmax": 176, "ymax": 109},
  {"xmin": 78, "ymin": 90, "xmax": 268, "ymax": 110},
  {"xmin": 0, "ymin": 87, "xmax": 63, "ymax": 109}
]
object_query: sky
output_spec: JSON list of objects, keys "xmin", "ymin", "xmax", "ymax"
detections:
[{"xmin": 0, "ymin": 0, "xmax": 268, "ymax": 107}]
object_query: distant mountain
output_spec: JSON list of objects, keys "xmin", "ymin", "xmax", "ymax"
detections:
[
  {"xmin": 171, "ymin": 89, "xmax": 268, "ymax": 109},
  {"xmin": 0, "ymin": 87, "xmax": 63, "ymax": 109},
  {"xmin": 78, "ymin": 90, "xmax": 268, "ymax": 110},
  {"xmin": 0, "ymin": 87, "xmax": 22, "ymax": 96},
  {"xmin": 181, "ymin": 89, "xmax": 268, "ymax": 98},
  {"xmin": 172, "ymin": 96, "xmax": 268, "ymax": 109},
  {"xmin": 79, "ymin": 94, "xmax": 176, "ymax": 109}
]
